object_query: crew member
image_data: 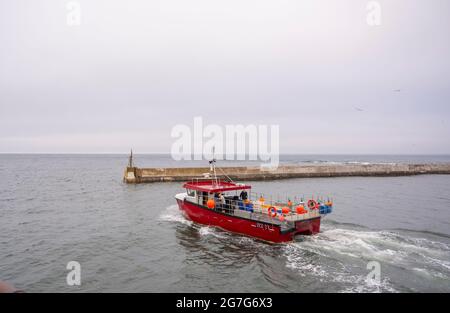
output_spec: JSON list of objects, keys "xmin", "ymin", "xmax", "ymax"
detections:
[
  {"xmin": 219, "ymin": 193, "xmax": 226, "ymax": 211},
  {"xmin": 240, "ymin": 190, "xmax": 248, "ymax": 201}
]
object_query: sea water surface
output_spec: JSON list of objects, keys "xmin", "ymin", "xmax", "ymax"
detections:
[{"xmin": 0, "ymin": 154, "xmax": 450, "ymax": 292}]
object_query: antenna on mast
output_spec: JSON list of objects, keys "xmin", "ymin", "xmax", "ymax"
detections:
[{"xmin": 209, "ymin": 146, "xmax": 218, "ymax": 186}]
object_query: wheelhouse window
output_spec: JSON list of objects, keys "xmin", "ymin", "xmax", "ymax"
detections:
[{"xmin": 186, "ymin": 189, "xmax": 196, "ymax": 197}]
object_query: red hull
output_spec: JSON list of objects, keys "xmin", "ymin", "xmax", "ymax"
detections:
[{"xmin": 176, "ymin": 199, "xmax": 321, "ymax": 243}]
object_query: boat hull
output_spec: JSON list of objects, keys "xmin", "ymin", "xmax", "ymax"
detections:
[{"xmin": 176, "ymin": 199, "xmax": 321, "ymax": 243}]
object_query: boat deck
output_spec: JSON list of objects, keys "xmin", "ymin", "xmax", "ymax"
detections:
[{"xmin": 185, "ymin": 198, "xmax": 320, "ymax": 232}]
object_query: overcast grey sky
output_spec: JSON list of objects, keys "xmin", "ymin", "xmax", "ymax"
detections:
[{"xmin": 0, "ymin": 0, "xmax": 449, "ymax": 154}]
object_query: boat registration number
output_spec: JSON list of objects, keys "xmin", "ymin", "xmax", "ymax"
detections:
[{"xmin": 255, "ymin": 223, "xmax": 274, "ymax": 231}]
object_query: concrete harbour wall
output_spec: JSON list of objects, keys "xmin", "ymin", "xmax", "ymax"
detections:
[{"xmin": 123, "ymin": 163, "xmax": 450, "ymax": 183}]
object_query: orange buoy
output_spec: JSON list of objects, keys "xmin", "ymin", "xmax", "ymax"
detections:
[
  {"xmin": 281, "ymin": 207, "xmax": 290, "ymax": 214},
  {"xmin": 296, "ymin": 206, "xmax": 306, "ymax": 214},
  {"xmin": 207, "ymin": 199, "xmax": 215, "ymax": 209},
  {"xmin": 287, "ymin": 200, "xmax": 293, "ymax": 207},
  {"xmin": 279, "ymin": 215, "xmax": 285, "ymax": 222}
]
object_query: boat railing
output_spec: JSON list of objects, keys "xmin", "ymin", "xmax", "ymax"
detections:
[
  {"xmin": 245, "ymin": 191, "xmax": 303, "ymax": 208},
  {"xmin": 211, "ymin": 199, "xmax": 286, "ymax": 226},
  {"xmin": 189, "ymin": 176, "xmax": 224, "ymax": 185},
  {"xmin": 214, "ymin": 196, "xmax": 289, "ymax": 215},
  {"xmin": 212, "ymin": 197, "xmax": 309, "ymax": 225},
  {"xmin": 208, "ymin": 189, "xmax": 328, "ymax": 224}
]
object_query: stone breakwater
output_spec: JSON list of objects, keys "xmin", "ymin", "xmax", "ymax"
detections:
[{"xmin": 123, "ymin": 163, "xmax": 450, "ymax": 183}]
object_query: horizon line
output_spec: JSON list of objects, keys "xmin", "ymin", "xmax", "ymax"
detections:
[{"xmin": 1, "ymin": 152, "xmax": 450, "ymax": 156}]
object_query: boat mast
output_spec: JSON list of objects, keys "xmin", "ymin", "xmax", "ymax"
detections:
[{"xmin": 209, "ymin": 146, "xmax": 218, "ymax": 186}]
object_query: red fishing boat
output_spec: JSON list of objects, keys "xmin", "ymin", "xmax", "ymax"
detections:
[{"xmin": 175, "ymin": 160, "xmax": 333, "ymax": 243}]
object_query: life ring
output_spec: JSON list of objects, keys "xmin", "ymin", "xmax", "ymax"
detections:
[
  {"xmin": 307, "ymin": 200, "xmax": 317, "ymax": 210},
  {"xmin": 268, "ymin": 206, "xmax": 277, "ymax": 218}
]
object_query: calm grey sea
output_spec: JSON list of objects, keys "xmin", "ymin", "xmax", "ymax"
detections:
[{"xmin": 1, "ymin": 154, "xmax": 449, "ymax": 292}]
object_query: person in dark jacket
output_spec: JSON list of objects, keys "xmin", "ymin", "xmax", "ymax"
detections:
[{"xmin": 239, "ymin": 190, "xmax": 248, "ymax": 201}]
